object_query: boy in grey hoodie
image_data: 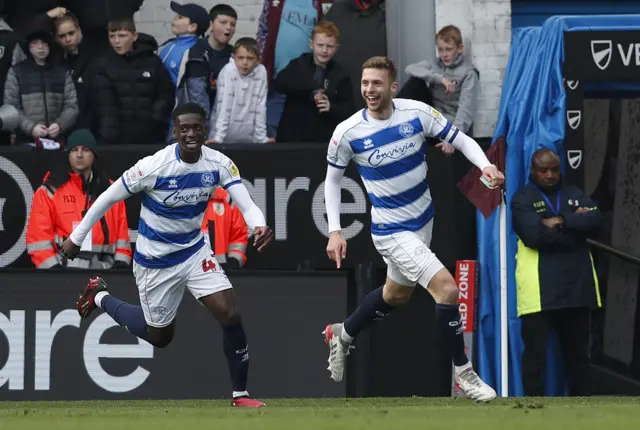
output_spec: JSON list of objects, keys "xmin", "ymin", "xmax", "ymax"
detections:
[{"xmin": 405, "ymin": 25, "xmax": 478, "ymax": 134}]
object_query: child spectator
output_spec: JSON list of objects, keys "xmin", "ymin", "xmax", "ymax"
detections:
[
  {"xmin": 159, "ymin": 1, "xmax": 209, "ymax": 142},
  {"xmin": 207, "ymin": 37, "xmax": 270, "ymax": 144},
  {"xmin": 175, "ymin": 4, "xmax": 238, "ymax": 121},
  {"xmin": 275, "ymin": 20, "xmax": 352, "ymax": 143},
  {"xmin": 404, "ymin": 25, "xmax": 479, "ymax": 134},
  {"xmin": 159, "ymin": 1, "xmax": 209, "ymax": 86},
  {"xmin": 92, "ymin": 16, "xmax": 174, "ymax": 145},
  {"xmin": 54, "ymin": 12, "xmax": 94, "ymax": 130},
  {"xmin": 3, "ymin": 16, "xmax": 78, "ymax": 146}
]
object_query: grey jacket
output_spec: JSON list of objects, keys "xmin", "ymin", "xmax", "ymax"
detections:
[
  {"xmin": 405, "ymin": 54, "xmax": 479, "ymax": 133},
  {"xmin": 3, "ymin": 57, "xmax": 78, "ymax": 144}
]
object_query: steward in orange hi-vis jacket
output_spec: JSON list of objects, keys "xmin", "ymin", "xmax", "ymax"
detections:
[
  {"xmin": 26, "ymin": 129, "xmax": 132, "ymax": 269},
  {"xmin": 201, "ymin": 187, "xmax": 249, "ymax": 269}
]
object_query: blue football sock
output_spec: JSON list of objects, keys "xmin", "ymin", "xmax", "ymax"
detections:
[
  {"xmin": 101, "ymin": 295, "xmax": 150, "ymax": 341},
  {"xmin": 222, "ymin": 322, "xmax": 249, "ymax": 394},
  {"xmin": 343, "ymin": 286, "xmax": 395, "ymax": 339},
  {"xmin": 436, "ymin": 303, "xmax": 469, "ymax": 366}
]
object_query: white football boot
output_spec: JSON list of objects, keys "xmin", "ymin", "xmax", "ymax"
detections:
[
  {"xmin": 322, "ymin": 323, "xmax": 354, "ymax": 382},
  {"xmin": 456, "ymin": 367, "xmax": 498, "ymax": 402}
]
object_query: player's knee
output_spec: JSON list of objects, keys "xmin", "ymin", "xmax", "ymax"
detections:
[
  {"xmin": 219, "ymin": 306, "xmax": 242, "ymax": 326},
  {"xmin": 382, "ymin": 284, "xmax": 412, "ymax": 305},
  {"xmin": 439, "ymin": 281, "xmax": 459, "ymax": 305}
]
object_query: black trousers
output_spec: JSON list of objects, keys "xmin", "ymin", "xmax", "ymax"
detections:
[{"xmin": 520, "ymin": 307, "xmax": 591, "ymax": 396}]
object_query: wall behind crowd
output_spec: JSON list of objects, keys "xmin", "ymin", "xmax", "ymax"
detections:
[{"xmin": 135, "ymin": 0, "xmax": 511, "ymax": 139}]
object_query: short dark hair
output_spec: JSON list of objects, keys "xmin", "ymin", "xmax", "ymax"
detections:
[
  {"xmin": 209, "ymin": 4, "xmax": 237, "ymax": 22},
  {"xmin": 233, "ymin": 37, "xmax": 260, "ymax": 56},
  {"xmin": 108, "ymin": 16, "xmax": 136, "ymax": 33},
  {"xmin": 172, "ymin": 103, "xmax": 207, "ymax": 123}
]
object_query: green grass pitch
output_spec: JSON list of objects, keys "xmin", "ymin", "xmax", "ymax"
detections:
[{"xmin": 1, "ymin": 397, "xmax": 639, "ymax": 430}]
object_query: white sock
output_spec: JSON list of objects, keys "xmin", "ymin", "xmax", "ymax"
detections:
[
  {"xmin": 340, "ymin": 326, "xmax": 354, "ymax": 343},
  {"xmin": 94, "ymin": 291, "xmax": 109, "ymax": 309},
  {"xmin": 233, "ymin": 390, "xmax": 249, "ymax": 398},
  {"xmin": 454, "ymin": 361, "xmax": 473, "ymax": 376}
]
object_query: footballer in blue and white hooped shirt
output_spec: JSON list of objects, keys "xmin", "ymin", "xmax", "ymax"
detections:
[
  {"xmin": 322, "ymin": 56, "xmax": 504, "ymax": 402},
  {"xmin": 62, "ymin": 103, "xmax": 273, "ymax": 408}
]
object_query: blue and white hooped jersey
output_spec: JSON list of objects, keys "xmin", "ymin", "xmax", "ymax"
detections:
[
  {"xmin": 121, "ymin": 144, "xmax": 242, "ymax": 268},
  {"xmin": 326, "ymin": 98, "xmax": 459, "ymax": 236}
]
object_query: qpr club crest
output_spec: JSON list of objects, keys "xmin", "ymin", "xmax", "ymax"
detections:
[
  {"xmin": 201, "ymin": 172, "xmax": 215, "ymax": 187},
  {"xmin": 399, "ymin": 122, "xmax": 415, "ymax": 138}
]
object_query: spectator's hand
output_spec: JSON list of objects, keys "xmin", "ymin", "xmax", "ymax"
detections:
[
  {"xmin": 441, "ymin": 78, "xmax": 457, "ymax": 95},
  {"xmin": 436, "ymin": 141, "xmax": 455, "ymax": 156},
  {"xmin": 542, "ymin": 217, "xmax": 564, "ymax": 228},
  {"xmin": 48, "ymin": 123, "xmax": 61, "ymax": 138},
  {"xmin": 205, "ymin": 138, "xmax": 219, "ymax": 144},
  {"xmin": 61, "ymin": 238, "xmax": 80, "ymax": 260},
  {"xmin": 253, "ymin": 226, "xmax": 274, "ymax": 252},
  {"xmin": 267, "ymin": 137, "xmax": 276, "ymax": 143},
  {"xmin": 316, "ymin": 95, "xmax": 330, "ymax": 113},
  {"xmin": 47, "ymin": 7, "xmax": 68, "ymax": 19},
  {"xmin": 32, "ymin": 124, "xmax": 48, "ymax": 139},
  {"xmin": 326, "ymin": 231, "xmax": 347, "ymax": 269},
  {"xmin": 575, "ymin": 207, "xmax": 589, "ymax": 214},
  {"xmin": 481, "ymin": 165, "xmax": 505, "ymax": 188}
]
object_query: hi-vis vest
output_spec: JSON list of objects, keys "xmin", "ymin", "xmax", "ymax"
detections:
[
  {"xmin": 201, "ymin": 187, "xmax": 248, "ymax": 267},
  {"xmin": 26, "ymin": 172, "xmax": 132, "ymax": 269}
]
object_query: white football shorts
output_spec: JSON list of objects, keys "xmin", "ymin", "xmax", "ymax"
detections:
[
  {"xmin": 372, "ymin": 221, "xmax": 444, "ymax": 288},
  {"xmin": 133, "ymin": 243, "xmax": 232, "ymax": 327}
]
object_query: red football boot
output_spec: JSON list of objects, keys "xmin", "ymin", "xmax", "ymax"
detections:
[
  {"xmin": 231, "ymin": 397, "xmax": 265, "ymax": 408},
  {"xmin": 77, "ymin": 277, "xmax": 108, "ymax": 318}
]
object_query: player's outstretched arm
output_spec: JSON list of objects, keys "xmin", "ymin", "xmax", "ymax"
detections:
[
  {"xmin": 226, "ymin": 183, "xmax": 273, "ymax": 252},
  {"xmin": 324, "ymin": 164, "xmax": 347, "ymax": 268},
  {"xmin": 62, "ymin": 179, "xmax": 131, "ymax": 259}
]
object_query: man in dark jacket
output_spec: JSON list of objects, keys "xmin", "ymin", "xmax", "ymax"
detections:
[
  {"xmin": 511, "ymin": 148, "xmax": 603, "ymax": 397},
  {"xmin": 275, "ymin": 20, "xmax": 352, "ymax": 143},
  {"xmin": 92, "ymin": 17, "xmax": 174, "ymax": 145}
]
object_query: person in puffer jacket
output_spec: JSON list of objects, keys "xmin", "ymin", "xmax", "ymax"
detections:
[
  {"xmin": 91, "ymin": 16, "xmax": 174, "ymax": 145},
  {"xmin": 3, "ymin": 15, "xmax": 78, "ymax": 145},
  {"xmin": 404, "ymin": 25, "xmax": 479, "ymax": 135},
  {"xmin": 26, "ymin": 128, "xmax": 132, "ymax": 269}
]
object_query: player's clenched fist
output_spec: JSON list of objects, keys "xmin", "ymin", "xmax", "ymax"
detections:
[{"xmin": 326, "ymin": 231, "xmax": 347, "ymax": 269}]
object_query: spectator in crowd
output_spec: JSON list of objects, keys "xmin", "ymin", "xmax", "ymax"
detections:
[
  {"xmin": 511, "ymin": 148, "xmax": 603, "ymax": 396},
  {"xmin": 3, "ymin": 16, "xmax": 78, "ymax": 146},
  {"xmin": 165, "ymin": 3, "xmax": 237, "ymax": 131},
  {"xmin": 201, "ymin": 187, "xmax": 249, "ymax": 270},
  {"xmin": 257, "ymin": 0, "xmax": 333, "ymax": 139},
  {"xmin": 159, "ymin": 1, "xmax": 209, "ymax": 142},
  {"xmin": 0, "ymin": 8, "xmax": 21, "ymax": 145},
  {"xmin": 275, "ymin": 20, "xmax": 352, "ymax": 143},
  {"xmin": 404, "ymin": 25, "xmax": 479, "ymax": 135},
  {"xmin": 92, "ymin": 16, "xmax": 174, "ymax": 145},
  {"xmin": 26, "ymin": 128, "xmax": 132, "ymax": 269},
  {"xmin": 65, "ymin": 0, "xmax": 145, "ymax": 56},
  {"xmin": 188, "ymin": 4, "xmax": 238, "ymax": 115},
  {"xmin": 159, "ymin": 2, "xmax": 209, "ymax": 86},
  {"xmin": 324, "ymin": 0, "xmax": 386, "ymax": 109},
  {"xmin": 54, "ymin": 12, "xmax": 94, "ymax": 130},
  {"xmin": 207, "ymin": 37, "xmax": 269, "ymax": 144}
]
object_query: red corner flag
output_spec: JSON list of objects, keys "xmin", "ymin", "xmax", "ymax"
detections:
[{"xmin": 457, "ymin": 136, "xmax": 506, "ymax": 219}]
